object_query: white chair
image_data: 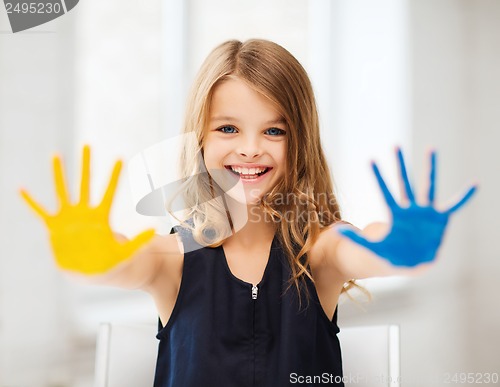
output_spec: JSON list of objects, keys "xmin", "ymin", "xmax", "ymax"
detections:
[
  {"xmin": 339, "ymin": 325, "xmax": 400, "ymax": 387},
  {"xmin": 94, "ymin": 323, "xmax": 400, "ymax": 387},
  {"xmin": 94, "ymin": 323, "xmax": 158, "ymax": 387}
]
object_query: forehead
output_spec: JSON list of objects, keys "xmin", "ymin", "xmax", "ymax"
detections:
[{"xmin": 209, "ymin": 78, "xmax": 285, "ymax": 125}]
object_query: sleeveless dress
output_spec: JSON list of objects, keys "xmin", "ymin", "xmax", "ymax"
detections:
[{"xmin": 154, "ymin": 226, "xmax": 344, "ymax": 386}]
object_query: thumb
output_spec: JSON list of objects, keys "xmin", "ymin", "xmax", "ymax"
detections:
[
  {"xmin": 124, "ymin": 228, "xmax": 156, "ymax": 257},
  {"xmin": 336, "ymin": 224, "xmax": 373, "ymax": 250}
]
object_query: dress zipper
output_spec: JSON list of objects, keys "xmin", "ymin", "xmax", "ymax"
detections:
[
  {"xmin": 252, "ymin": 284, "xmax": 258, "ymax": 300},
  {"xmin": 251, "ymin": 284, "xmax": 258, "ymax": 386}
]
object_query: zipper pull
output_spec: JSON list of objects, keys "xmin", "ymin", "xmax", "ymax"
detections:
[{"xmin": 252, "ymin": 285, "xmax": 258, "ymax": 300}]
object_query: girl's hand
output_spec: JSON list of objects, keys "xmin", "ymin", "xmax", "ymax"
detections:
[
  {"xmin": 20, "ymin": 145, "xmax": 155, "ymax": 275},
  {"xmin": 337, "ymin": 148, "xmax": 477, "ymax": 267}
]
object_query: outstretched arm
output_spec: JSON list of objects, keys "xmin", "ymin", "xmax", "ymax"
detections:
[
  {"xmin": 20, "ymin": 145, "xmax": 181, "ymax": 290},
  {"xmin": 319, "ymin": 148, "xmax": 477, "ymax": 281}
]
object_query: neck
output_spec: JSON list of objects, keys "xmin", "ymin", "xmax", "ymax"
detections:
[{"xmin": 223, "ymin": 195, "xmax": 277, "ymax": 248}]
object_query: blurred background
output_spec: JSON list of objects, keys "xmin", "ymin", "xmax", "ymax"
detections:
[{"xmin": 0, "ymin": 0, "xmax": 498, "ymax": 385}]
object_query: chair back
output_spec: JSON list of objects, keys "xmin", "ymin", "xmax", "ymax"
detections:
[
  {"xmin": 94, "ymin": 323, "xmax": 400, "ymax": 387},
  {"xmin": 94, "ymin": 323, "xmax": 158, "ymax": 387},
  {"xmin": 339, "ymin": 325, "xmax": 400, "ymax": 387}
]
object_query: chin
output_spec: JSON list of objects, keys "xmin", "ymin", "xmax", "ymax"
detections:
[{"xmin": 225, "ymin": 192, "xmax": 260, "ymax": 205}]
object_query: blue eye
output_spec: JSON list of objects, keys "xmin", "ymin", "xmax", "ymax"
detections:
[
  {"xmin": 266, "ymin": 127, "xmax": 286, "ymax": 136},
  {"xmin": 217, "ymin": 126, "xmax": 237, "ymax": 134}
]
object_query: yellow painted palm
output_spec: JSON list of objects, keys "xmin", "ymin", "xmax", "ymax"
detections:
[{"xmin": 20, "ymin": 145, "xmax": 155, "ymax": 275}]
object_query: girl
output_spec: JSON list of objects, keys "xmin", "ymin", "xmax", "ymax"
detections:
[{"xmin": 20, "ymin": 39, "xmax": 476, "ymax": 386}]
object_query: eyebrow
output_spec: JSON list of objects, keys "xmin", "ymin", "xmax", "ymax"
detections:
[{"xmin": 210, "ymin": 116, "xmax": 286, "ymax": 126}]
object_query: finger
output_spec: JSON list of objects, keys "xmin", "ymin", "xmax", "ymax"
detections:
[
  {"xmin": 427, "ymin": 150, "xmax": 437, "ymax": 205},
  {"xmin": 337, "ymin": 226, "xmax": 374, "ymax": 251},
  {"xmin": 100, "ymin": 160, "xmax": 123, "ymax": 211},
  {"xmin": 396, "ymin": 147, "xmax": 415, "ymax": 203},
  {"xmin": 19, "ymin": 189, "xmax": 50, "ymax": 221},
  {"xmin": 125, "ymin": 229, "xmax": 156, "ymax": 256},
  {"xmin": 79, "ymin": 145, "xmax": 91, "ymax": 205},
  {"xmin": 371, "ymin": 161, "xmax": 397, "ymax": 208},
  {"xmin": 53, "ymin": 155, "xmax": 70, "ymax": 206},
  {"xmin": 444, "ymin": 185, "xmax": 478, "ymax": 215}
]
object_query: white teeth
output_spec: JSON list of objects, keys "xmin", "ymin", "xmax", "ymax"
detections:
[{"xmin": 230, "ymin": 166, "xmax": 267, "ymax": 175}]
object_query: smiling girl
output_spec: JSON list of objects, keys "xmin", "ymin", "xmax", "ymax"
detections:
[{"xmin": 21, "ymin": 39, "xmax": 476, "ymax": 387}]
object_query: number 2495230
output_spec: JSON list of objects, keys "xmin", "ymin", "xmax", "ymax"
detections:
[{"xmin": 5, "ymin": 2, "xmax": 62, "ymax": 14}]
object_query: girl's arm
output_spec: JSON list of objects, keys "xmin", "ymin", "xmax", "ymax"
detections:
[
  {"xmin": 20, "ymin": 145, "xmax": 180, "ymax": 290},
  {"xmin": 87, "ymin": 233, "xmax": 183, "ymax": 291},
  {"xmin": 315, "ymin": 221, "xmax": 424, "ymax": 282},
  {"xmin": 315, "ymin": 148, "xmax": 476, "ymax": 281}
]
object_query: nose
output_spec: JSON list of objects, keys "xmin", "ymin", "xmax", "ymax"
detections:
[{"xmin": 236, "ymin": 134, "xmax": 262, "ymax": 159}]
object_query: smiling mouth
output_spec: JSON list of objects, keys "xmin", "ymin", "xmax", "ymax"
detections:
[{"xmin": 224, "ymin": 165, "xmax": 272, "ymax": 179}]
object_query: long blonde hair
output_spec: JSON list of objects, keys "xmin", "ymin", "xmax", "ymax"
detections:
[{"xmin": 168, "ymin": 39, "xmax": 356, "ymax": 305}]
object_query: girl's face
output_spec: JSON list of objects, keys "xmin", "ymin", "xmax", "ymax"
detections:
[{"xmin": 203, "ymin": 77, "xmax": 287, "ymax": 206}]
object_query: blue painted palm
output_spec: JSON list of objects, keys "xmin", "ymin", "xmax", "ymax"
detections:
[{"xmin": 337, "ymin": 148, "xmax": 477, "ymax": 267}]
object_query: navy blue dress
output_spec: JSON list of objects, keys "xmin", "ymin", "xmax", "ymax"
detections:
[{"xmin": 154, "ymin": 226, "xmax": 344, "ymax": 386}]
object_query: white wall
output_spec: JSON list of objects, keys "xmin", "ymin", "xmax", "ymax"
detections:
[
  {"xmin": 0, "ymin": 10, "xmax": 77, "ymax": 386},
  {"xmin": 0, "ymin": 1, "xmax": 163, "ymax": 385},
  {"xmin": 409, "ymin": 0, "xmax": 500, "ymax": 377},
  {"xmin": 466, "ymin": 0, "xmax": 500, "ymax": 373},
  {"xmin": 339, "ymin": 0, "xmax": 500, "ymax": 385},
  {"xmin": 186, "ymin": 0, "xmax": 309, "ymax": 83}
]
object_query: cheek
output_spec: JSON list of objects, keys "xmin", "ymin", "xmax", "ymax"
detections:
[
  {"xmin": 274, "ymin": 145, "xmax": 287, "ymax": 169},
  {"xmin": 202, "ymin": 146, "xmax": 213, "ymax": 167},
  {"xmin": 204, "ymin": 135, "xmax": 230, "ymax": 154},
  {"xmin": 202, "ymin": 139, "xmax": 221, "ymax": 167}
]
